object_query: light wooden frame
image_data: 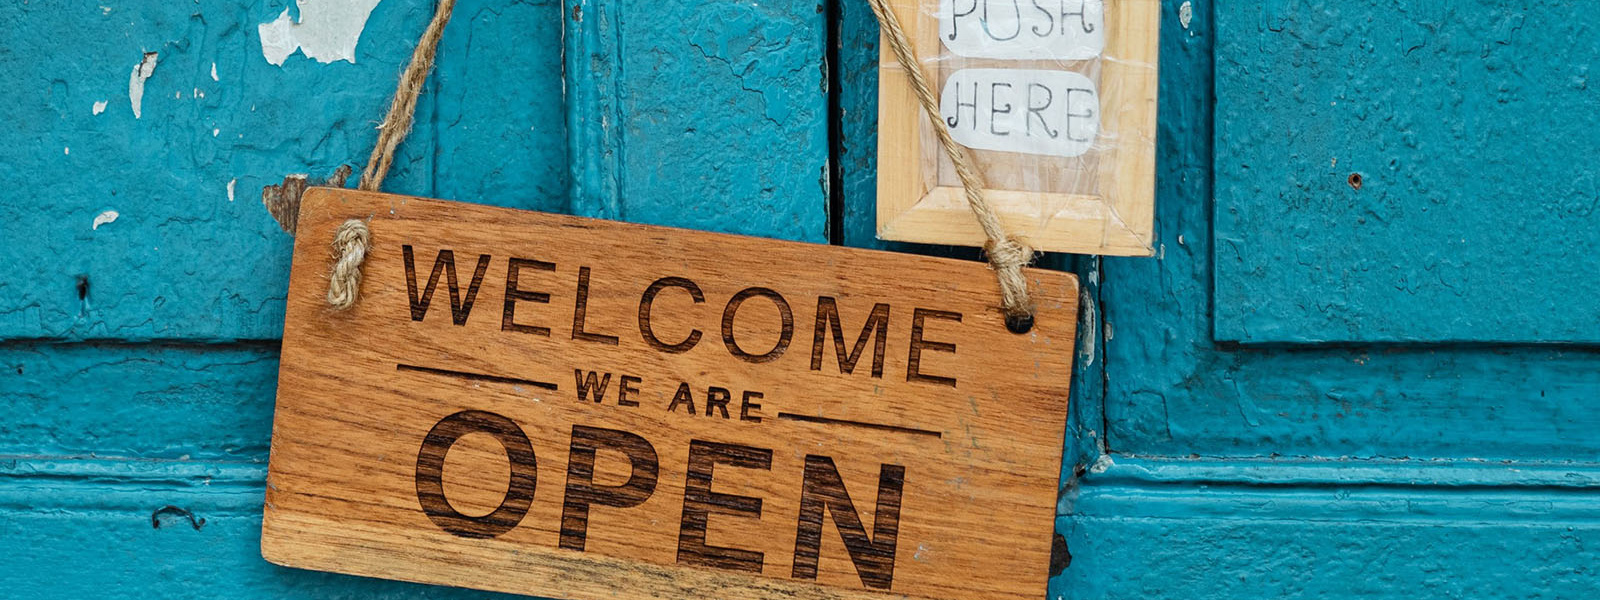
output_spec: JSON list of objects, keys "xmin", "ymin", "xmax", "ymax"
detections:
[{"xmin": 876, "ymin": 0, "xmax": 1160, "ymax": 255}]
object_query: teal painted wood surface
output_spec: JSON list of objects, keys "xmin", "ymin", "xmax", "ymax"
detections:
[
  {"xmin": 1100, "ymin": 0, "xmax": 1600, "ymax": 462},
  {"xmin": 0, "ymin": 344, "xmax": 277, "ymax": 459},
  {"xmin": 4, "ymin": 0, "xmax": 1600, "ymax": 598},
  {"xmin": 0, "ymin": 1, "xmax": 439, "ymax": 341},
  {"xmin": 0, "ymin": 0, "xmax": 825, "ymax": 342},
  {"xmin": 1078, "ymin": 1, "xmax": 1600, "ymax": 595},
  {"xmin": 1213, "ymin": 0, "xmax": 1600, "ymax": 344}
]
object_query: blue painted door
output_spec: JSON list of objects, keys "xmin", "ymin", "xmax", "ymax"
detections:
[
  {"xmin": 1043, "ymin": 1, "xmax": 1598, "ymax": 597},
  {"xmin": 4, "ymin": 0, "xmax": 1598, "ymax": 597}
]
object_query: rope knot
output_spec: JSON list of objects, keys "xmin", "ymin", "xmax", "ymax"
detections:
[
  {"xmin": 984, "ymin": 235, "xmax": 1036, "ymax": 332},
  {"xmin": 984, "ymin": 235, "xmax": 1033, "ymax": 271},
  {"xmin": 326, "ymin": 219, "xmax": 371, "ymax": 311}
]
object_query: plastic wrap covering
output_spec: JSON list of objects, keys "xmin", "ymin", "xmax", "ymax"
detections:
[{"xmin": 877, "ymin": 0, "xmax": 1160, "ymax": 256}]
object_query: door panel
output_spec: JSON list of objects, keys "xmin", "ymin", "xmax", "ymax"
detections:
[
  {"xmin": 1082, "ymin": 1, "xmax": 1600, "ymax": 596},
  {"xmin": 1106, "ymin": 0, "xmax": 1600, "ymax": 463},
  {"xmin": 1213, "ymin": 0, "xmax": 1600, "ymax": 344}
]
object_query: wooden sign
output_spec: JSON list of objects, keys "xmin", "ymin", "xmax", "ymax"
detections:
[
  {"xmin": 263, "ymin": 189, "xmax": 1078, "ymax": 600},
  {"xmin": 876, "ymin": 0, "xmax": 1160, "ymax": 255}
]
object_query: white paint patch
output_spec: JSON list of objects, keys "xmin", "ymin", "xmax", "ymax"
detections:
[
  {"xmin": 1077, "ymin": 286, "xmax": 1096, "ymax": 367},
  {"xmin": 258, "ymin": 0, "xmax": 384, "ymax": 66},
  {"xmin": 63, "ymin": 147, "xmax": 69, "ymax": 155},
  {"xmin": 939, "ymin": 0, "xmax": 1104, "ymax": 60},
  {"xmin": 942, "ymin": 68, "xmax": 1100, "ymax": 157},
  {"xmin": 1088, "ymin": 454, "xmax": 1113, "ymax": 474},
  {"xmin": 92, "ymin": 210, "xmax": 119, "ymax": 230},
  {"xmin": 210, "ymin": 62, "xmax": 219, "ymax": 81},
  {"xmin": 128, "ymin": 52, "xmax": 157, "ymax": 119},
  {"xmin": 92, "ymin": 100, "xmax": 108, "ymax": 115},
  {"xmin": 1179, "ymin": 1, "xmax": 1193, "ymax": 29},
  {"xmin": 213, "ymin": 128, "xmax": 220, "ymax": 137},
  {"xmin": 227, "ymin": 178, "xmax": 237, "ymax": 202}
]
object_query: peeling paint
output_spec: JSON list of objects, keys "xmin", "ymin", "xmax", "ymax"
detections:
[
  {"xmin": 1078, "ymin": 285, "xmax": 1097, "ymax": 368},
  {"xmin": 128, "ymin": 51, "xmax": 157, "ymax": 119},
  {"xmin": 1179, "ymin": 1, "xmax": 1193, "ymax": 29},
  {"xmin": 258, "ymin": 0, "xmax": 384, "ymax": 66},
  {"xmin": 227, "ymin": 179, "xmax": 236, "ymax": 202},
  {"xmin": 92, "ymin": 210, "xmax": 119, "ymax": 231},
  {"xmin": 210, "ymin": 62, "xmax": 219, "ymax": 81},
  {"xmin": 92, "ymin": 100, "xmax": 107, "ymax": 115},
  {"xmin": 1088, "ymin": 454, "xmax": 1113, "ymax": 474}
]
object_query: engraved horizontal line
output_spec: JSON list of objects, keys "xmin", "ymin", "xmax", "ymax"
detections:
[
  {"xmin": 396, "ymin": 363, "xmax": 559, "ymax": 391},
  {"xmin": 776, "ymin": 412, "xmax": 941, "ymax": 438}
]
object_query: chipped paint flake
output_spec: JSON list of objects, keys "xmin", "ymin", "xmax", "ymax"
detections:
[
  {"xmin": 1088, "ymin": 454, "xmax": 1114, "ymax": 474},
  {"xmin": 92, "ymin": 100, "xmax": 108, "ymax": 115},
  {"xmin": 227, "ymin": 178, "xmax": 236, "ymax": 202},
  {"xmin": 128, "ymin": 51, "xmax": 157, "ymax": 119},
  {"xmin": 92, "ymin": 210, "xmax": 119, "ymax": 231},
  {"xmin": 210, "ymin": 62, "xmax": 219, "ymax": 81},
  {"xmin": 1179, "ymin": 1, "xmax": 1193, "ymax": 29},
  {"xmin": 258, "ymin": 0, "xmax": 384, "ymax": 66}
]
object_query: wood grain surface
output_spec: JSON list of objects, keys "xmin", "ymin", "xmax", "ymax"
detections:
[{"xmin": 263, "ymin": 189, "xmax": 1078, "ymax": 600}]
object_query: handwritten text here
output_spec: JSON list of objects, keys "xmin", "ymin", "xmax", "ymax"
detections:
[
  {"xmin": 939, "ymin": 0, "xmax": 1105, "ymax": 60},
  {"xmin": 942, "ymin": 68, "xmax": 1099, "ymax": 157}
]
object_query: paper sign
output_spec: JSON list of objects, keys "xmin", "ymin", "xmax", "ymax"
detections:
[
  {"xmin": 939, "ymin": 0, "xmax": 1105, "ymax": 60},
  {"xmin": 941, "ymin": 68, "xmax": 1100, "ymax": 157},
  {"xmin": 262, "ymin": 190, "xmax": 1078, "ymax": 600}
]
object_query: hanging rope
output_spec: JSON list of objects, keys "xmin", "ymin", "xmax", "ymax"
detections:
[
  {"xmin": 329, "ymin": 0, "xmax": 1034, "ymax": 328},
  {"xmin": 865, "ymin": 0, "xmax": 1036, "ymax": 332},
  {"xmin": 327, "ymin": 0, "xmax": 457, "ymax": 310}
]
